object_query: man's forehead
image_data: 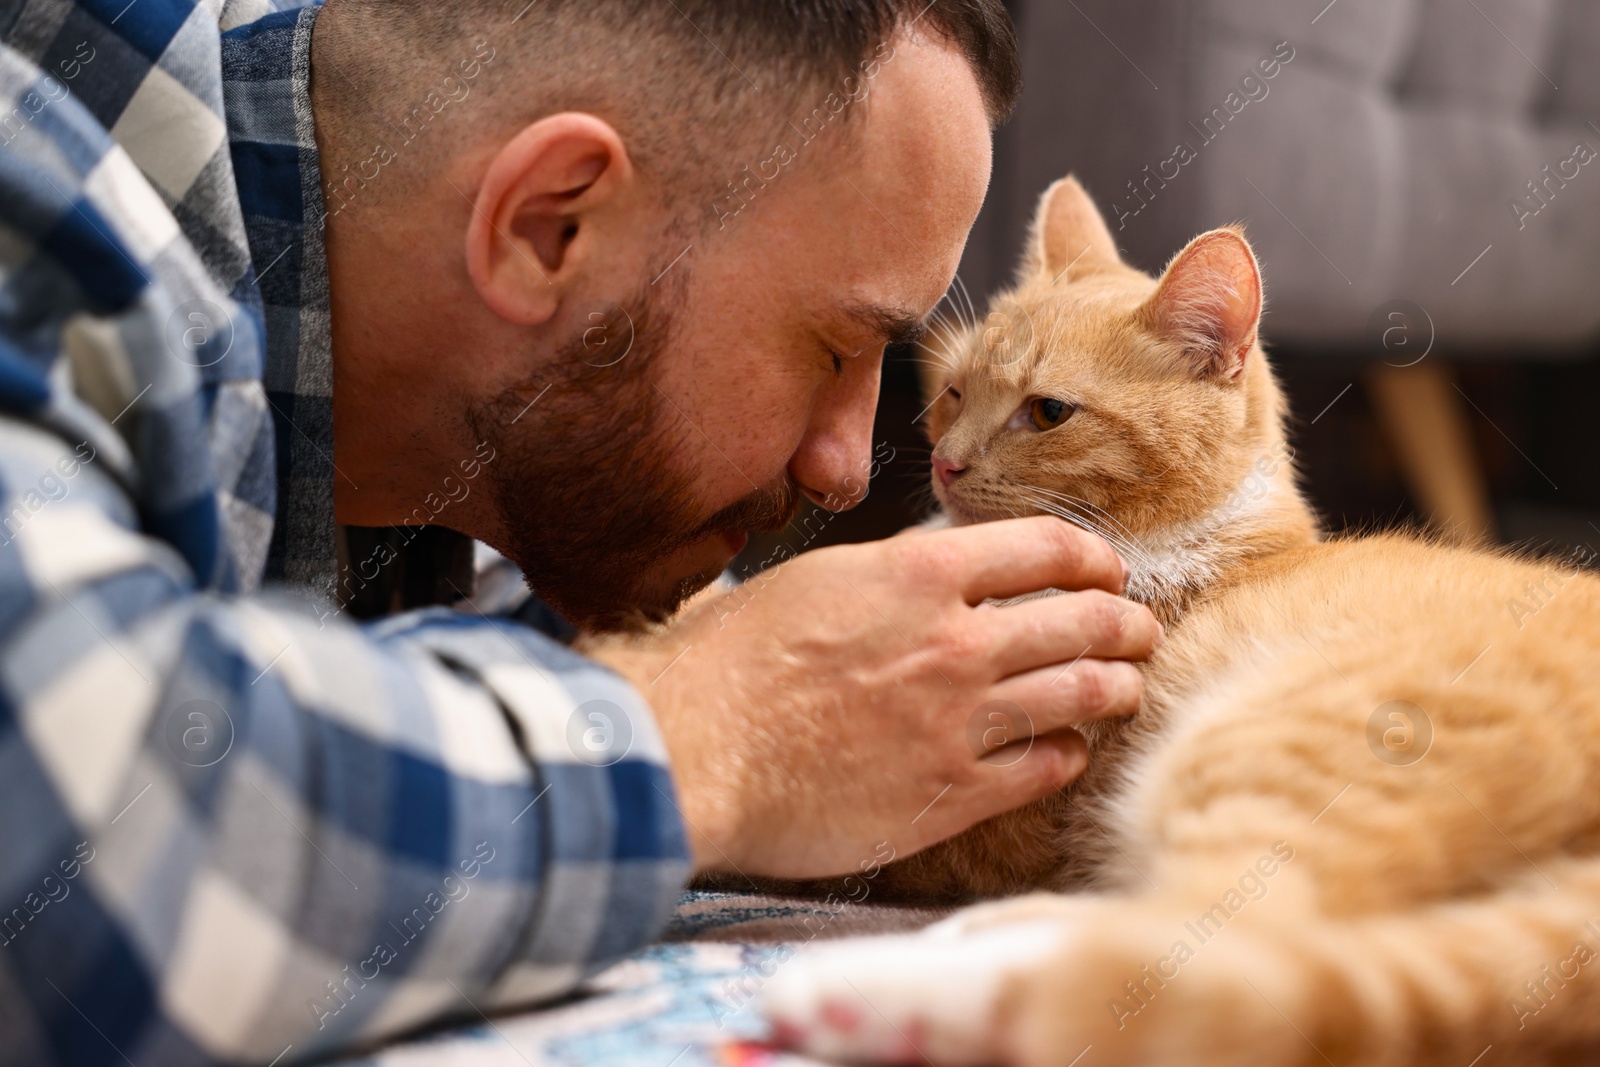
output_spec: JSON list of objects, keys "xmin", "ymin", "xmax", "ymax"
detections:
[
  {"xmin": 702, "ymin": 28, "xmax": 989, "ymax": 337},
  {"xmin": 826, "ymin": 32, "xmax": 991, "ymax": 327}
]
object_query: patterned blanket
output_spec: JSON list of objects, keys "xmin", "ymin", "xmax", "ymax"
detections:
[{"xmin": 335, "ymin": 892, "xmax": 953, "ymax": 1067}]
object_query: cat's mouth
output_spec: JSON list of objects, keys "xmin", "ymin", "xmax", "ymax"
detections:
[{"xmin": 934, "ymin": 482, "xmax": 1021, "ymax": 527}]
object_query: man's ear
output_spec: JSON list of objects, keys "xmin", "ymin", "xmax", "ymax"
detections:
[
  {"xmin": 1022, "ymin": 175, "xmax": 1122, "ymax": 283},
  {"xmin": 465, "ymin": 113, "xmax": 634, "ymax": 325},
  {"xmin": 1139, "ymin": 227, "xmax": 1262, "ymax": 381}
]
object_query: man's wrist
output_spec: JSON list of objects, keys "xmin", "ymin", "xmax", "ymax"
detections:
[{"xmin": 581, "ymin": 633, "xmax": 743, "ymax": 875}]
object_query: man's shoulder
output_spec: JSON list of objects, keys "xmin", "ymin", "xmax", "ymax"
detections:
[{"xmin": 0, "ymin": 0, "xmax": 303, "ymax": 594}]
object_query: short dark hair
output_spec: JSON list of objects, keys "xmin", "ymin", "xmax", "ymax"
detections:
[{"xmin": 313, "ymin": 0, "xmax": 1020, "ymax": 225}]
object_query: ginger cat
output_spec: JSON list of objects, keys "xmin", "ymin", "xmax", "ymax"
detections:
[{"xmin": 761, "ymin": 176, "xmax": 1600, "ymax": 1067}]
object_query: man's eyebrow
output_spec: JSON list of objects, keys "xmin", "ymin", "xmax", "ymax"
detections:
[{"xmin": 840, "ymin": 302, "xmax": 929, "ymax": 349}]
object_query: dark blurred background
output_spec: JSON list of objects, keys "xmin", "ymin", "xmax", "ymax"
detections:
[{"xmin": 739, "ymin": 0, "xmax": 1600, "ymax": 576}]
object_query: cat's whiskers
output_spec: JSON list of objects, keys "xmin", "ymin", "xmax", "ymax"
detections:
[
  {"xmin": 1023, "ymin": 487, "xmax": 1150, "ymax": 551},
  {"xmin": 1039, "ymin": 490, "xmax": 1190, "ymax": 585},
  {"xmin": 952, "ymin": 273, "xmax": 982, "ymax": 335},
  {"xmin": 1012, "ymin": 486, "xmax": 1153, "ymax": 558},
  {"xmin": 1022, "ymin": 498, "xmax": 1146, "ymax": 564},
  {"xmin": 968, "ymin": 491, "xmax": 1184, "ymax": 612},
  {"xmin": 928, "ymin": 300, "xmax": 967, "ymax": 344},
  {"xmin": 1011, "ymin": 457, "xmax": 1297, "ymax": 615},
  {"xmin": 1015, "ymin": 491, "xmax": 1163, "ymax": 579},
  {"xmin": 920, "ymin": 313, "xmax": 967, "ymax": 373}
]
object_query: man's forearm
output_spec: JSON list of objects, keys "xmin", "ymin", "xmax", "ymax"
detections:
[{"xmin": 0, "ymin": 416, "xmax": 688, "ymax": 1065}]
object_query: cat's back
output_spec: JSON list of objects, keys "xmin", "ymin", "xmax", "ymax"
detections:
[
  {"xmin": 1210, "ymin": 532, "xmax": 1598, "ymax": 651},
  {"xmin": 1149, "ymin": 532, "xmax": 1600, "ymax": 761}
]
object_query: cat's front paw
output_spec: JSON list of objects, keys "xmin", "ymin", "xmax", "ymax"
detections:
[{"xmin": 761, "ymin": 921, "xmax": 1070, "ymax": 1064}]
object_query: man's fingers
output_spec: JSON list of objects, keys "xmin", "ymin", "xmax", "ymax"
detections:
[
  {"xmin": 986, "ymin": 658, "xmax": 1145, "ymax": 734},
  {"xmin": 982, "ymin": 591, "xmax": 1162, "ymax": 678},
  {"xmin": 912, "ymin": 729, "xmax": 1088, "ymax": 855},
  {"xmin": 966, "ymin": 728, "xmax": 1090, "ymax": 815},
  {"xmin": 904, "ymin": 516, "xmax": 1127, "ymax": 604}
]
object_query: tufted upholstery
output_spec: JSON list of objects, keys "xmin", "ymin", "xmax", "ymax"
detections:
[{"xmin": 968, "ymin": 0, "xmax": 1600, "ymax": 353}]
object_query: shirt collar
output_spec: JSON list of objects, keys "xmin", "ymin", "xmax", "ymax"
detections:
[{"xmin": 222, "ymin": 2, "xmax": 340, "ymax": 601}]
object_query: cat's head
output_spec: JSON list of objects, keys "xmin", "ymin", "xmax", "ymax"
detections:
[{"xmin": 922, "ymin": 176, "xmax": 1307, "ymax": 563}]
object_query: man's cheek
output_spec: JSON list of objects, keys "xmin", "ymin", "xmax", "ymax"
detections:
[{"xmin": 658, "ymin": 389, "xmax": 798, "ymax": 504}]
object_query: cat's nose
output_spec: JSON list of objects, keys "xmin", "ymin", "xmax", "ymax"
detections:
[{"xmin": 933, "ymin": 455, "xmax": 968, "ymax": 488}]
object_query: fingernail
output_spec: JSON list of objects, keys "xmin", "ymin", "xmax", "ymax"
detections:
[
  {"xmin": 1119, "ymin": 556, "xmax": 1131, "ymax": 583},
  {"xmin": 1154, "ymin": 623, "xmax": 1167, "ymax": 650}
]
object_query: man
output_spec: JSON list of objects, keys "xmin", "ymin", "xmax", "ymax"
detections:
[{"xmin": 0, "ymin": 0, "xmax": 1160, "ymax": 1063}]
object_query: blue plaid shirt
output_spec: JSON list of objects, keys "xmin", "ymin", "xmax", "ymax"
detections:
[{"xmin": 0, "ymin": 1, "xmax": 690, "ymax": 1064}]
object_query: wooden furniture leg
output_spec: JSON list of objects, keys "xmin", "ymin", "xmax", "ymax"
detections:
[{"xmin": 1363, "ymin": 362, "xmax": 1496, "ymax": 544}]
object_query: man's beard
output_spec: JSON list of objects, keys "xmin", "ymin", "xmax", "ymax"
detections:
[{"xmin": 468, "ymin": 279, "xmax": 800, "ymax": 632}]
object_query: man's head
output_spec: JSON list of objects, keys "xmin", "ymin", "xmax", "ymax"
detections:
[{"xmin": 312, "ymin": 0, "xmax": 1018, "ymax": 629}]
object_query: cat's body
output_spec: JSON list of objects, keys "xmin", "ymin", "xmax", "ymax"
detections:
[
  {"xmin": 762, "ymin": 177, "xmax": 1600, "ymax": 1066},
  {"xmin": 866, "ymin": 531, "xmax": 1600, "ymax": 909}
]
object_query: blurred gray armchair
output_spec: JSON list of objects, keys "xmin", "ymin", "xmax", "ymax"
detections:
[{"xmin": 962, "ymin": 0, "xmax": 1600, "ymax": 540}]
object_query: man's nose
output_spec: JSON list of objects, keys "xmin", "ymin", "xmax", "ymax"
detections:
[
  {"xmin": 932, "ymin": 454, "xmax": 967, "ymax": 487},
  {"xmin": 790, "ymin": 348, "xmax": 884, "ymax": 511}
]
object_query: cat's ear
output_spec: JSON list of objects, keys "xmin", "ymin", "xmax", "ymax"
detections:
[
  {"xmin": 1141, "ymin": 228, "xmax": 1262, "ymax": 381},
  {"xmin": 1025, "ymin": 175, "xmax": 1122, "ymax": 283}
]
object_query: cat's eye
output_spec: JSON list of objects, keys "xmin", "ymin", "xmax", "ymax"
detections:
[
  {"xmin": 1029, "ymin": 397, "xmax": 1077, "ymax": 431},
  {"xmin": 946, "ymin": 385, "xmax": 962, "ymax": 402}
]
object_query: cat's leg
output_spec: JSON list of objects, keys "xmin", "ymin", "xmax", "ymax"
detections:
[
  {"xmin": 766, "ymin": 856, "xmax": 1600, "ymax": 1067},
  {"xmin": 998, "ymin": 854, "xmax": 1600, "ymax": 1067},
  {"xmin": 763, "ymin": 916, "xmax": 1078, "ymax": 1064}
]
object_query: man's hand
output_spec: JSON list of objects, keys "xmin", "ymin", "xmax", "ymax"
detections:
[{"xmin": 588, "ymin": 516, "xmax": 1162, "ymax": 880}]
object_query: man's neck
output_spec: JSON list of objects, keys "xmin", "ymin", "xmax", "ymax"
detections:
[
  {"xmin": 316, "ymin": 179, "xmax": 467, "ymax": 532},
  {"xmin": 323, "ymin": 243, "xmax": 470, "ymax": 530}
]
